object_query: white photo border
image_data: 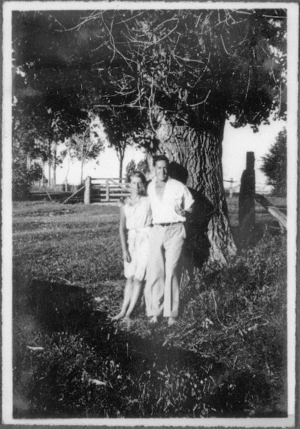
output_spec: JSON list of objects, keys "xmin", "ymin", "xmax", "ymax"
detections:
[{"xmin": 2, "ymin": 2, "xmax": 298, "ymax": 427}]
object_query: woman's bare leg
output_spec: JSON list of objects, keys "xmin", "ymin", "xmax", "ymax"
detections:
[
  {"xmin": 125, "ymin": 279, "xmax": 143, "ymax": 318},
  {"xmin": 112, "ymin": 277, "xmax": 134, "ymax": 320}
]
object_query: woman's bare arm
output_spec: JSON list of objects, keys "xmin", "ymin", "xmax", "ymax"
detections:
[{"xmin": 119, "ymin": 206, "xmax": 131, "ymax": 262}]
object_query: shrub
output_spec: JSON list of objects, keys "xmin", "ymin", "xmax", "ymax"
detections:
[
  {"xmin": 12, "ymin": 160, "xmax": 43, "ymax": 201},
  {"xmin": 12, "ymin": 160, "xmax": 32, "ymax": 201}
]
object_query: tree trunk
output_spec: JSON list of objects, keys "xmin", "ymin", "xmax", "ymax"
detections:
[
  {"xmin": 154, "ymin": 111, "xmax": 237, "ymax": 265},
  {"xmin": 119, "ymin": 155, "xmax": 123, "ymax": 183},
  {"xmin": 26, "ymin": 154, "xmax": 31, "ymax": 171},
  {"xmin": 41, "ymin": 160, "xmax": 45, "ymax": 187},
  {"xmin": 80, "ymin": 160, "xmax": 84, "ymax": 185},
  {"xmin": 52, "ymin": 141, "xmax": 57, "ymax": 187},
  {"xmin": 48, "ymin": 161, "xmax": 52, "ymax": 188},
  {"xmin": 80, "ymin": 141, "xmax": 85, "ymax": 185},
  {"xmin": 64, "ymin": 151, "xmax": 70, "ymax": 192},
  {"xmin": 48, "ymin": 139, "xmax": 52, "ymax": 188}
]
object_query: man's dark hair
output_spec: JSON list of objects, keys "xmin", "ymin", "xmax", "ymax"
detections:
[{"xmin": 153, "ymin": 155, "xmax": 169, "ymax": 166}]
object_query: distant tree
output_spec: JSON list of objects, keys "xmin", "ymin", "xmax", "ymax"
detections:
[
  {"xmin": 12, "ymin": 83, "xmax": 89, "ymax": 187},
  {"xmin": 136, "ymin": 158, "xmax": 151, "ymax": 177},
  {"xmin": 99, "ymin": 106, "xmax": 145, "ymax": 182},
  {"xmin": 125, "ymin": 160, "xmax": 137, "ymax": 182},
  {"xmin": 12, "ymin": 147, "xmax": 43, "ymax": 200},
  {"xmin": 29, "ymin": 162, "xmax": 44, "ymax": 182},
  {"xmin": 261, "ymin": 129, "xmax": 286, "ymax": 197},
  {"xmin": 12, "ymin": 159, "xmax": 32, "ymax": 201},
  {"xmin": 63, "ymin": 113, "xmax": 105, "ymax": 184},
  {"xmin": 12, "ymin": 11, "xmax": 95, "ymax": 186}
]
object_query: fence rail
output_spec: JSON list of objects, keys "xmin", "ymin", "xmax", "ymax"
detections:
[
  {"xmin": 254, "ymin": 194, "xmax": 287, "ymax": 230},
  {"xmin": 88, "ymin": 177, "xmax": 129, "ymax": 203}
]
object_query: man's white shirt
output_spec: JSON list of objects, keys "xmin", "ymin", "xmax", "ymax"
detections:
[{"xmin": 147, "ymin": 177, "xmax": 194, "ymax": 224}]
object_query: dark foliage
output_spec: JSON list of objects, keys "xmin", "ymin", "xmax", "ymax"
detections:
[
  {"xmin": 125, "ymin": 160, "xmax": 137, "ymax": 183},
  {"xmin": 261, "ymin": 129, "xmax": 287, "ymax": 197},
  {"xmin": 12, "ymin": 9, "xmax": 286, "ymax": 153},
  {"xmin": 12, "ymin": 160, "xmax": 43, "ymax": 201}
]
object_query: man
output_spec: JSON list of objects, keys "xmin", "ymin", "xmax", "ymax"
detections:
[{"xmin": 145, "ymin": 155, "xmax": 194, "ymax": 326}]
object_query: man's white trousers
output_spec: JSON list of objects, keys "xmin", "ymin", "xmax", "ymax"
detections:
[{"xmin": 145, "ymin": 223, "xmax": 186, "ymax": 318}]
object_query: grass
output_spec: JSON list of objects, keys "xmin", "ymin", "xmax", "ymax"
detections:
[
  {"xmin": 13, "ymin": 202, "xmax": 123, "ymax": 284},
  {"xmin": 12, "ymin": 197, "xmax": 287, "ymax": 418}
]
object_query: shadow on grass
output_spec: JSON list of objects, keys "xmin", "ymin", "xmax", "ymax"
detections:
[{"xmin": 13, "ymin": 271, "xmax": 287, "ymax": 419}]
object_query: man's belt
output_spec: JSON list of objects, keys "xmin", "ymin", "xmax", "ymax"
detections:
[{"xmin": 154, "ymin": 222, "xmax": 182, "ymax": 227}]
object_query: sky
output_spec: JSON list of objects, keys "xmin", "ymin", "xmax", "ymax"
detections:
[
  {"xmin": 55, "ymin": 118, "xmax": 286, "ymax": 190},
  {"xmin": 222, "ymin": 118, "xmax": 286, "ymax": 190}
]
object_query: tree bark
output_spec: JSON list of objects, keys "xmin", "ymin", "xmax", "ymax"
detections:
[{"xmin": 154, "ymin": 111, "xmax": 237, "ymax": 265}]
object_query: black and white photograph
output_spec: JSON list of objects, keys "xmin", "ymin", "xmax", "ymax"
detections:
[{"xmin": 2, "ymin": 1, "xmax": 298, "ymax": 426}]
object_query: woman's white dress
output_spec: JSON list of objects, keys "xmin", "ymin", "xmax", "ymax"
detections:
[{"xmin": 123, "ymin": 196, "xmax": 152, "ymax": 281}]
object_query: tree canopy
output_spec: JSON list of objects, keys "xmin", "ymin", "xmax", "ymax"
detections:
[{"xmin": 13, "ymin": 8, "xmax": 287, "ymax": 145}]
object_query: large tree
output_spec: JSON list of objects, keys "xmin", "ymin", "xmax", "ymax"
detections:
[{"xmin": 13, "ymin": 9, "xmax": 287, "ymax": 263}]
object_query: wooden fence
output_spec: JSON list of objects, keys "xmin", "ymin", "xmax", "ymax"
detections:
[
  {"xmin": 84, "ymin": 177, "xmax": 130, "ymax": 204},
  {"xmin": 238, "ymin": 151, "xmax": 286, "ymax": 246},
  {"xmin": 61, "ymin": 153, "xmax": 287, "ymax": 242}
]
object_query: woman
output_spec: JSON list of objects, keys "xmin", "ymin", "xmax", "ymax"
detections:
[{"xmin": 112, "ymin": 171, "xmax": 152, "ymax": 321}]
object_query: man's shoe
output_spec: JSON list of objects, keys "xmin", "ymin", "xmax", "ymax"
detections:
[{"xmin": 168, "ymin": 317, "xmax": 177, "ymax": 326}]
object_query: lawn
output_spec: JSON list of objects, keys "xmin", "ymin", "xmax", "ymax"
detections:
[{"xmin": 12, "ymin": 197, "xmax": 287, "ymax": 418}]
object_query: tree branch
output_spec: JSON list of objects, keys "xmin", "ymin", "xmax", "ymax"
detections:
[
  {"xmin": 55, "ymin": 11, "xmax": 103, "ymax": 32},
  {"xmin": 221, "ymin": 35, "xmax": 231, "ymax": 56},
  {"xmin": 154, "ymin": 17, "xmax": 178, "ymax": 31},
  {"xmin": 187, "ymin": 90, "xmax": 211, "ymax": 107},
  {"xmin": 155, "ymin": 22, "xmax": 179, "ymax": 45},
  {"xmin": 116, "ymin": 11, "xmax": 146, "ymax": 25},
  {"xmin": 173, "ymin": 54, "xmax": 204, "ymax": 64}
]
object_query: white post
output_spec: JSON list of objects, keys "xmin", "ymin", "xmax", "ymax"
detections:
[
  {"xmin": 84, "ymin": 176, "xmax": 91, "ymax": 205},
  {"xmin": 229, "ymin": 178, "xmax": 233, "ymax": 198},
  {"xmin": 106, "ymin": 179, "xmax": 110, "ymax": 202}
]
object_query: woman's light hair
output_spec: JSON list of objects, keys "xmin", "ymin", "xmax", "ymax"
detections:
[{"xmin": 129, "ymin": 171, "xmax": 147, "ymax": 196}]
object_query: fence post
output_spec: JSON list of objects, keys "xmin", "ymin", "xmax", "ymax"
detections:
[
  {"xmin": 106, "ymin": 179, "xmax": 110, "ymax": 202},
  {"xmin": 229, "ymin": 178, "xmax": 233, "ymax": 198},
  {"xmin": 239, "ymin": 152, "xmax": 255, "ymax": 247},
  {"xmin": 84, "ymin": 176, "xmax": 91, "ymax": 205}
]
